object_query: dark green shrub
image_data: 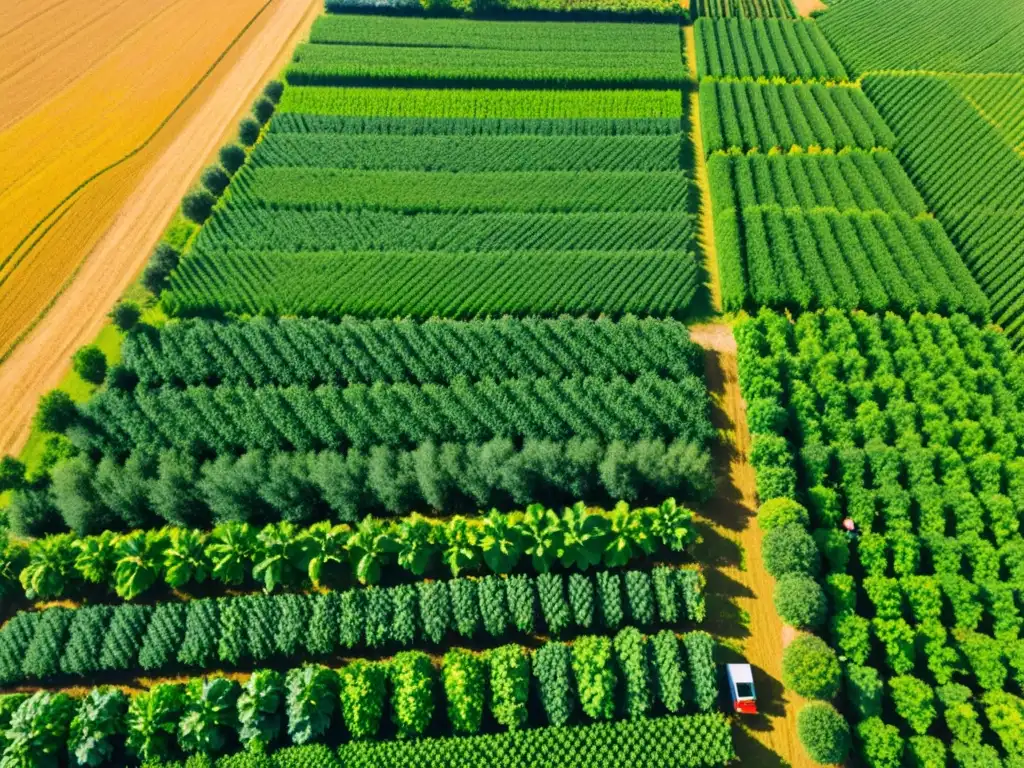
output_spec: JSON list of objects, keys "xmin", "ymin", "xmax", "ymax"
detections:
[
  {"xmin": 201, "ymin": 165, "xmax": 230, "ymax": 197},
  {"xmin": 138, "ymin": 602, "xmax": 186, "ymax": 671},
  {"xmin": 142, "ymin": 243, "xmax": 180, "ymax": 294},
  {"xmin": 758, "ymin": 498, "xmax": 810, "ymax": 531},
  {"xmin": 763, "ymin": 524, "xmax": 820, "ymax": 578},
  {"xmin": 59, "ymin": 606, "xmax": 113, "ymax": 676},
  {"xmin": 98, "ymin": 604, "xmax": 151, "ymax": 671},
  {"xmin": 449, "ymin": 578, "xmax": 481, "ymax": 639},
  {"xmin": 596, "ymin": 570, "xmax": 623, "ymax": 630},
  {"xmin": 479, "ymin": 576, "xmax": 510, "ymax": 637},
  {"xmin": 72, "ymin": 345, "xmax": 107, "ymax": 385},
  {"xmin": 109, "ymin": 301, "xmax": 141, "ymax": 332},
  {"xmin": 178, "ymin": 599, "xmax": 219, "ymax": 668},
  {"xmin": 22, "ymin": 607, "xmax": 73, "ymax": 680},
  {"xmin": 364, "ymin": 588, "xmax": 393, "ymax": 648},
  {"xmin": 651, "ymin": 629, "xmax": 685, "ymax": 713},
  {"xmin": 505, "ymin": 575, "xmax": 536, "ymax": 635},
  {"xmin": 239, "ymin": 117, "xmax": 261, "ymax": 147},
  {"xmin": 846, "ymin": 664, "xmax": 883, "ymax": 720},
  {"xmin": 418, "ymin": 580, "xmax": 453, "ymax": 644},
  {"xmin": 568, "ymin": 573, "xmax": 595, "ymax": 629},
  {"xmin": 181, "ymin": 188, "xmax": 216, "ymax": 224},
  {"xmin": 34, "ymin": 390, "xmax": 76, "ymax": 433},
  {"xmin": 252, "ymin": 97, "xmax": 275, "ymax": 125},
  {"xmin": 309, "ymin": 593, "xmax": 342, "ymax": 654},
  {"xmin": 532, "ymin": 642, "xmax": 574, "ymax": 727},
  {"xmin": 614, "ymin": 627, "xmax": 652, "ymax": 720},
  {"xmin": 625, "ymin": 570, "xmax": 655, "ymax": 627},
  {"xmin": 219, "ymin": 145, "xmax": 246, "ymax": 175},
  {"xmin": 537, "ymin": 573, "xmax": 570, "ymax": 636},
  {"xmin": 263, "ymin": 80, "xmax": 284, "ymax": 104}
]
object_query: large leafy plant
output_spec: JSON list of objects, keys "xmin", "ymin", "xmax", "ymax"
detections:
[
  {"xmin": 113, "ymin": 531, "xmax": 167, "ymax": 600},
  {"xmin": 19, "ymin": 535, "xmax": 76, "ymax": 601},
  {"xmin": 125, "ymin": 683, "xmax": 184, "ymax": 764},
  {"xmin": 67, "ymin": 688, "xmax": 127, "ymax": 767},
  {"xmin": 178, "ymin": 677, "xmax": 240, "ymax": 754},
  {"xmin": 0, "ymin": 691, "xmax": 75, "ymax": 768},
  {"xmin": 238, "ymin": 669, "xmax": 284, "ymax": 744},
  {"xmin": 285, "ymin": 666, "xmax": 337, "ymax": 745}
]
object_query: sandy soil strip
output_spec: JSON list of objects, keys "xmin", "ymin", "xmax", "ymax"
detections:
[
  {"xmin": 793, "ymin": 0, "xmax": 827, "ymax": 16},
  {"xmin": 0, "ymin": 0, "xmax": 320, "ymax": 457}
]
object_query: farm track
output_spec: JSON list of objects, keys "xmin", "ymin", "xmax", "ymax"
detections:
[
  {"xmin": 0, "ymin": 0, "xmax": 322, "ymax": 457},
  {"xmin": 685, "ymin": 22, "xmax": 808, "ymax": 767}
]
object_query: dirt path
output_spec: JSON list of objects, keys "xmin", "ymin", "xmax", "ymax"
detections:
[
  {"xmin": 690, "ymin": 324, "xmax": 809, "ymax": 768},
  {"xmin": 793, "ymin": 0, "xmax": 827, "ymax": 16},
  {"xmin": 0, "ymin": 0, "xmax": 320, "ymax": 457},
  {"xmin": 684, "ymin": 22, "xmax": 808, "ymax": 766}
]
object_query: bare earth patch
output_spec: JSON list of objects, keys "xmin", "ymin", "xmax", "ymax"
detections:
[{"xmin": 793, "ymin": 0, "xmax": 827, "ymax": 16}]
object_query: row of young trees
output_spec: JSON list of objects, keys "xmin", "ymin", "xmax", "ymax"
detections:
[
  {"xmin": 0, "ymin": 566, "xmax": 703, "ymax": 686},
  {"xmin": 14, "ymin": 438, "xmax": 714, "ymax": 536},
  {"xmin": 0, "ymin": 630, "xmax": 718, "ymax": 766}
]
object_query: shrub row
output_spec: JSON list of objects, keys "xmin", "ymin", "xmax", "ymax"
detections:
[
  {"xmin": 0, "ymin": 565, "xmax": 703, "ymax": 685},
  {"xmin": 120, "ymin": 315, "xmax": 704, "ymax": 390}
]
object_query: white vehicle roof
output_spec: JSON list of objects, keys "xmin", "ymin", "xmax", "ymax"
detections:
[{"xmin": 727, "ymin": 664, "xmax": 754, "ymax": 684}]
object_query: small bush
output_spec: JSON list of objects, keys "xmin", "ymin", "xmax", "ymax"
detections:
[
  {"xmin": 109, "ymin": 302, "xmax": 141, "ymax": 332},
  {"xmin": 0, "ymin": 456, "xmax": 26, "ymax": 493},
  {"xmin": 763, "ymin": 524, "xmax": 820, "ymax": 578},
  {"xmin": 200, "ymin": 165, "xmax": 230, "ymax": 197},
  {"xmin": 263, "ymin": 80, "xmax": 284, "ymax": 104},
  {"xmin": 219, "ymin": 144, "xmax": 247, "ymax": 175},
  {"xmin": 181, "ymin": 188, "xmax": 216, "ymax": 224},
  {"xmin": 758, "ymin": 498, "xmax": 810, "ymax": 531},
  {"xmin": 141, "ymin": 243, "xmax": 180, "ymax": 294},
  {"xmin": 72, "ymin": 345, "xmax": 107, "ymax": 385},
  {"xmin": 239, "ymin": 117, "xmax": 261, "ymax": 147},
  {"xmin": 783, "ymin": 634, "xmax": 841, "ymax": 700},
  {"xmin": 798, "ymin": 701, "xmax": 851, "ymax": 765},
  {"xmin": 774, "ymin": 573, "xmax": 827, "ymax": 630},
  {"xmin": 34, "ymin": 390, "xmax": 76, "ymax": 433},
  {"xmin": 252, "ymin": 98, "xmax": 275, "ymax": 125}
]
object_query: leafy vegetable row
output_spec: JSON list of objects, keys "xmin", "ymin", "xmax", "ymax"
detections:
[{"xmin": 0, "ymin": 630, "xmax": 719, "ymax": 766}]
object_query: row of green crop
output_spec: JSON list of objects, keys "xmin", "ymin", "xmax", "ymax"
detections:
[
  {"xmin": 164, "ymin": 248, "xmax": 700, "ymax": 320},
  {"xmin": 863, "ymin": 73, "xmax": 1024, "ymax": 345},
  {"xmin": 277, "ymin": 86, "xmax": 683, "ymax": 119},
  {"xmin": 708, "ymin": 149, "xmax": 927, "ymax": 217},
  {"xmin": 324, "ymin": 0, "xmax": 686, "ymax": 16},
  {"xmin": 817, "ymin": 0, "xmax": 1024, "ymax": 75},
  {"xmin": 119, "ymin": 316, "xmax": 703, "ymax": 390},
  {"xmin": 70, "ymin": 371, "xmax": 712, "ymax": 457},
  {"xmin": 1, "ymin": 693, "xmax": 733, "ymax": 768},
  {"xmin": 285, "ymin": 44, "xmax": 685, "ymax": 89},
  {"xmin": 0, "ymin": 631, "xmax": 720, "ymax": 766},
  {"xmin": 191, "ymin": 209, "xmax": 693, "ymax": 253},
  {"xmin": 699, "ymin": 80, "xmax": 894, "ymax": 153},
  {"xmin": 8, "ymin": 499, "xmax": 699, "ymax": 598},
  {"xmin": 268, "ymin": 113, "xmax": 682, "ymax": 136},
  {"xmin": 251, "ymin": 132, "xmax": 684, "ymax": 172},
  {"xmin": 230, "ymin": 168, "xmax": 690, "ymax": 214},
  {"xmin": 19, "ymin": 438, "xmax": 713, "ymax": 535},
  {"xmin": 737, "ymin": 308, "xmax": 1024, "ymax": 766},
  {"xmin": 308, "ymin": 16, "xmax": 679, "ymax": 52},
  {"xmin": 0, "ymin": 564, "xmax": 702, "ymax": 684},
  {"xmin": 717, "ymin": 206, "xmax": 988, "ymax": 316},
  {"xmin": 691, "ymin": 0, "xmax": 796, "ymax": 19},
  {"xmin": 694, "ymin": 18, "xmax": 848, "ymax": 81}
]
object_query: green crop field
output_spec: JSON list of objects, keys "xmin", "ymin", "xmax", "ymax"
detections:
[{"xmin": 3, "ymin": 2, "xmax": 1022, "ymax": 768}]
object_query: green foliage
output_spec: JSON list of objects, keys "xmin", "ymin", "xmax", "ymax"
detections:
[
  {"xmin": 506, "ymin": 574, "xmax": 536, "ymax": 635},
  {"xmin": 537, "ymin": 573, "xmax": 571, "ymax": 636},
  {"xmin": 442, "ymin": 649, "xmax": 485, "ymax": 734},
  {"xmin": 178, "ymin": 600, "xmax": 219, "ymax": 668},
  {"xmin": 532, "ymin": 641, "xmax": 574, "ymax": 727},
  {"xmin": 72, "ymin": 345, "xmax": 107, "ymax": 385},
  {"xmin": 763, "ymin": 524, "xmax": 820, "ymax": 579},
  {"xmin": 856, "ymin": 716, "xmax": 904, "ymax": 768},
  {"xmin": 683, "ymin": 632, "xmax": 717, "ymax": 712},
  {"xmin": 651, "ymin": 630, "xmax": 685, "ymax": 713},
  {"xmin": 126, "ymin": 683, "xmax": 185, "ymax": 765},
  {"xmin": 138, "ymin": 603, "xmax": 185, "ymax": 671},
  {"xmin": 285, "ymin": 666, "xmax": 336, "ymax": 745},
  {"xmin": 797, "ymin": 702, "xmax": 851, "ymax": 766},
  {"xmin": 389, "ymin": 652, "xmax": 434, "ymax": 738},
  {"xmin": 238, "ymin": 670, "xmax": 284, "ymax": 745},
  {"xmin": 338, "ymin": 661, "xmax": 384, "ymax": 741},
  {"xmin": 774, "ymin": 573, "xmax": 827, "ymax": 630},
  {"xmin": 624, "ymin": 569, "xmax": 655, "ymax": 628},
  {"xmin": 99, "ymin": 604, "xmax": 150, "ymax": 671},
  {"xmin": 489, "ymin": 645, "xmax": 530, "ymax": 730},
  {"xmin": 178, "ymin": 678, "xmax": 240, "ymax": 754},
  {"xmin": 758, "ymin": 498, "xmax": 810, "ymax": 531},
  {"xmin": 182, "ymin": 188, "xmax": 216, "ymax": 224},
  {"xmin": 1, "ymin": 691, "xmax": 75, "ymax": 768},
  {"xmin": 572, "ymin": 635, "xmax": 617, "ymax": 721},
  {"xmin": 20, "ymin": 534, "xmax": 76, "ymax": 600},
  {"xmin": 845, "ymin": 664, "xmax": 883, "ymax": 720},
  {"xmin": 568, "ymin": 572, "xmax": 596, "ymax": 629},
  {"xmin": 22, "ymin": 607, "xmax": 72, "ymax": 680},
  {"xmin": 614, "ymin": 627, "xmax": 652, "ymax": 719},
  {"xmin": 782, "ymin": 634, "xmax": 841, "ymax": 700},
  {"xmin": 596, "ymin": 570, "xmax": 624, "ymax": 630},
  {"xmin": 907, "ymin": 735, "xmax": 946, "ymax": 768},
  {"xmin": 889, "ymin": 675, "xmax": 935, "ymax": 735}
]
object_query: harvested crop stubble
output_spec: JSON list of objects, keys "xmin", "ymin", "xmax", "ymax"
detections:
[
  {"xmin": 309, "ymin": 16, "xmax": 679, "ymax": 52},
  {"xmin": 699, "ymin": 80, "xmax": 894, "ymax": 153},
  {"xmin": 863, "ymin": 74, "xmax": 1024, "ymax": 343},
  {"xmin": 230, "ymin": 169, "xmax": 690, "ymax": 213},
  {"xmin": 278, "ymin": 87, "xmax": 683, "ymax": 118},
  {"xmin": 122, "ymin": 315, "xmax": 704, "ymax": 389},
  {"xmin": 75, "ymin": 372, "xmax": 715, "ymax": 456},
  {"xmin": 694, "ymin": 18, "xmax": 848, "ymax": 80},
  {"xmin": 166, "ymin": 249, "xmax": 700, "ymax": 320},
  {"xmin": 250, "ymin": 132, "xmax": 684, "ymax": 172},
  {"xmin": 285, "ymin": 43, "xmax": 685, "ymax": 88},
  {"xmin": 192, "ymin": 209, "xmax": 694, "ymax": 253}
]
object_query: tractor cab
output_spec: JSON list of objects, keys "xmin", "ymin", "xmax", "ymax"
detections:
[{"xmin": 727, "ymin": 663, "xmax": 757, "ymax": 714}]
